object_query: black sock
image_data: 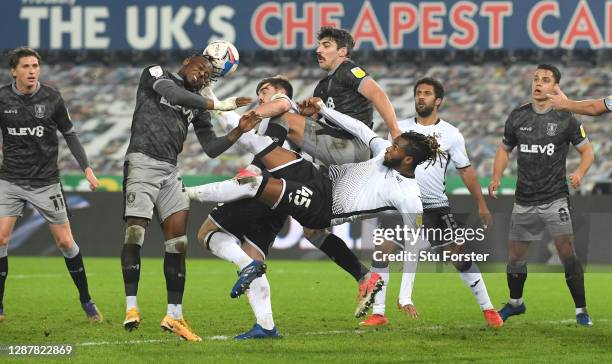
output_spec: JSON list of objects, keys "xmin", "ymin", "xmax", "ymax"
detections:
[
  {"xmin": 319, "ymin": 234, "xmax": 369, "ymax": 281},
  {"xmin": 563, "ymin": 255, "xmax": 586, "ymax": 308},
  {"xmin": 0, "ymin": 256, "xmax": 7, "ymax": 310},
  {"xmin": 164, "ymin": 252, "xmax": 186, "ymax": 304},
  {"xmin": 506, "ymin": 263, "xmax": 527, "ymax": 300},
  {"xmin": 64, "ymin": 252, "xmax": 91, "ymax": 304},
  {"xmin": 121, "ymin": 244, "xmax": 141, "ymax": 297}
]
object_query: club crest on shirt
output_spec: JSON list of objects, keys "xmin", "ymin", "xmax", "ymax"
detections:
[
  {"xmin": 546, "ymin": 122, "xmax": 557, "ymax": 136},
  {"xmin": 34, "ymin": 104, "xmax": 45, "ymax": 118}
]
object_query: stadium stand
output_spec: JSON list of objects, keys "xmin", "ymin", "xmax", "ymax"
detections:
[{"xmin": 0, "ymin": 61, "xmax": 610, "ymax": 192}]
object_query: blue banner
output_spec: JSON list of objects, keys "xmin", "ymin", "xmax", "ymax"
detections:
[{"xmin": 1, "ymin": 1, "xmax": 611, "ymax": 51}]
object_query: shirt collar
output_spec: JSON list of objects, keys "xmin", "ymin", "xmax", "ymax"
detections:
[{"xmin": 12, "ymin": 81, "xmax": 41, "ymax": 97}]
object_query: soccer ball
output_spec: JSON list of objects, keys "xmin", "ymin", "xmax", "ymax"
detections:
[{"xmin": 203, "ymin": 40, "xmax": 239, "ymax": 78}]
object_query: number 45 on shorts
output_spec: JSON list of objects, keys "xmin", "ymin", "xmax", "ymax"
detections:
[{"xmin": 288, "ymin": 186, "xmax": 313, "ymax": 208}]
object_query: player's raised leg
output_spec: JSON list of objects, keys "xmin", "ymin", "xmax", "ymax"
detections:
[
  {"xmin": 197, "ymin": 218, "xmax": 264, "ymax": 299},
  {"xmin": 0, "ymin": 216, "xmax": 17, "ymax": 322},
  {"xmin": 121, "ymin": 218, "xmax": 146, "ymax": 330},
  {"xmin": 49, "ymin": 221, "xmax": 102, "ymax": 322}
]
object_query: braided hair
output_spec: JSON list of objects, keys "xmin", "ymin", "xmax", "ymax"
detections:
[{"xmin": 400, "ymin": 131, "xmax": 447, "ymax": 169}]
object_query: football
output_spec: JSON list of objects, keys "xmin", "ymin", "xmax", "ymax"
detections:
[{"xmin": 203, "ymin": 40, "xmax": 239, "ymax": 78}]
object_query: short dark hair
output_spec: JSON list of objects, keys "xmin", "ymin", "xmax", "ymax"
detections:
[
  {"xmin": 317, "ymin": 27, "xmax": 354, "ymax": 55},
  {"xmin": 413, "ymin": 77, "xmax": 445, "ymax": 100},
  {"xmin": 8, "ymin": 46, "xmax": 41, "ymax": 69},
  {"xmin": 537, "ymin": 64, "xmax": 561, "ymax": 84},
  {"xmin": 400, "ymin": 131, "xmax": 446, "ymax": 169},
  {"xmin": 256, "ymin": 76, "xmax": 293, "ymax": 99}
]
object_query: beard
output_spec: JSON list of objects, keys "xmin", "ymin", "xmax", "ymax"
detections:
[
  {"xmin": 382, "ymin": 157, "xmax": 401, "ymax": 168},
  {"xmin": 416, "ymin": 104, "xmax": 435, "ymax": 117}
]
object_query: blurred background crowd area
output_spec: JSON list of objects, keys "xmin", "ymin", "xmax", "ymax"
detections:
[{"xmin": 0, "ymin": 50, "xmax": 610, "ymax": 193}]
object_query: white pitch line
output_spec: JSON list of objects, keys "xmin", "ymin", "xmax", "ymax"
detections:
[{"xmin": 73, "ymin": 319, "xmax": 611, "ymax": 347}]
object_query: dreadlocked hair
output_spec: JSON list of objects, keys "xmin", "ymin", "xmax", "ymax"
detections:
[{"xmin": 401, "ymin": 131, "xmax": 447, "ymax": 169}]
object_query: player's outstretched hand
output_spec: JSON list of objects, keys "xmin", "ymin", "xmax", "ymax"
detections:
[
  {"xmin": 238, "ymin": 110, "xmax": 262, "ymax": 133},
  {"xmin": 488, "ymin": 178, "xmax": 500, "ymax": 199},
  {"xmin": 397, "ymin": 300, "xmax": 418, "ymax": 319},
  {"xmin": 298, "ymin": 97, "xmax": 323, "ymax": 116},
  {"xmin": 214, "ymin": 96, "xmax": 253, "ymax": 111},
  {"xmin": 85, "ymin": 167, "xmax": 99, "ymax": 191},
  {"xmin": 569, "ymin": 172, "xmax": 583, "ymax": 189},
  {"xmin": 547, "ymin": 85, "xmax": 568, "ymax": 111}
]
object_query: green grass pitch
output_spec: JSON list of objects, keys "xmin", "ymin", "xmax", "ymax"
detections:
[{"xmin": 1, "ymin": 257, "xmax": 611, "ymax": 363}]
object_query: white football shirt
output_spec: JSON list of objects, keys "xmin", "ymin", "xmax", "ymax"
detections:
[{"xmin": 393, "ymin": 117, "xmax": 470, "ymax": 209}]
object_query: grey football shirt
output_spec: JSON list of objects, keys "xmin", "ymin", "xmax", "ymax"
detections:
[
  {"xmin": 0, "ymin": 83, "xmax": 73, "ymax": 187},
  {"xmin": 127, "ymin": 65, "xmax": 212, "ymax": 165},
  {"xmin": 502, "ymin": 103, "xmax": 588, "ymax": 205},
  {"xmin": 314, "ymin": 60, "xmax": 373, "ymax": 137}
]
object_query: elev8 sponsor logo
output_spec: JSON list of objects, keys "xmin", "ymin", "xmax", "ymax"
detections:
[
  {"xmin": 7, "ymin": 126, "xmax": 44, "ymax": 137},
  {"xmin": 520, "ymin": 143, "xmax": 555, "ymax": 156}
]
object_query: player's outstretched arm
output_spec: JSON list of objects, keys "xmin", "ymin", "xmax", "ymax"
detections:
[
  {"xmin": 359, "ymin": 78, "xmax": 402, "ymax": 139},
  {"xmin": 153, "ymin": 79, "xmax": 252, "ymax": 111},
  {"xmin": 310, "ymin": 97, "xmax": 390, "ymax": 155},
  {"xmin": 252, "ymin": 94, "xmax": 292, "ymax": 118},
  {"xmin": 569, "ymin": 143, "xmax": 594, "ymax": 189},
  {"xmin": 195, "ymin": 111, "xmax": 262, "ymax": 158},
  {"xmin": 548, "ymin": 85, "xmax": 609, "ymax": 116}
]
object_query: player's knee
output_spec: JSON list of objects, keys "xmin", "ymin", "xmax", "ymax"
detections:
[
  {"xmin": 0, "ymin": 231, "xmax": 10, "ymax": 246},
  {"xmin": 55, "ymin": 236, "xmax": 73, "ymax": 250},
  {"xmin": 197, "ymin": 219, "xmax": 219, "ymax": 248},
  {"xmin": 507, "ymin": 259, "xmax": 527, "ymax": 274},
  {"xmin": 164, "ymin": 235, "xmax": 188, "ymax": 254},
  {"xmin": 124, "ymin": 225, "xmax": 145, "ymax": 246},
  {"xmin": 304, "ymin": 228, "xmax": 328, "ymax": 248}
]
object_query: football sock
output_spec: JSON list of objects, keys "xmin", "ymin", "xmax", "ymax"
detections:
[
  {"xmin": 246, "ymin": 274, "xmax": 275, "ymax": 330},
  {"xmin": 507, "ymin": 261, "xmax": 527, "ymax": 301},
  {"xmin": 126, "ymin": 296, "xmax": 138, "ymax": 311},
  {"xmin": 167, "ymin": 304, "xmax": 183, "ymax": 320},
  {"xmin": 121, "ymin": 244, "xmax": 141, "ymax": 297},
  {"xmin": 458, "ymin": 262, "xmax": 494, "ymax": 310},
  {"xmin": 0, "ymin": 246, "xmax": 7, "ymax": 310},
  {"xmin": 164, "ymin": 252, "xmax": 185, "ymax": 306},
  {"xmin": 207, "ymin": 231, "xmax": 253, "ymax": 270},
  {"xmin": 371, "ymin": 266, "xmax": 389, "ymax": 315},
  {"xmin": 319, "ymin": 233, "xmax": 369, "ymax": 281},
  {"xmin": 562, "ymin": 255, "xmax": 586, "ymax": 308},
  {"xmin": 62, "ymin": 243, "xmax": 91, "ymax": 304}
]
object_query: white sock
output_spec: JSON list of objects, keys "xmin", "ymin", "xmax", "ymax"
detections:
[
  {"xmin": 208, "ymin": 232, "xmax": 253, "ymax": 270},
  {"xmin": 576, "ymin": 307, "xmax": 587, "ymax": 315},
  {"xmin": 509, "ymin": 298, "xmax": 523, "ymax": 307},
  {"xmin": 246, "ymin": 274, "xmax": 275, "ymax": 330},
  {"xmin": 187, "ymin": 176, "xmax": 263, "ymax": 203},
  {"xmin": 126, "ymin": 296, "xmax": 138, "ymax": 311},
  {"xmin": 59, "ymin": 241, "xmax": 80, "ymax": 259},
  {"xmin": 167, "ymin": 304, "xmax": 183, "ymax": 319},
  {"xmin": 460, "ymin": 263, "xmax": 494, "ymax": 310},
  {"xmin": 371, "ymin": 266, "xmax": 389, "ymax": 315}
]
